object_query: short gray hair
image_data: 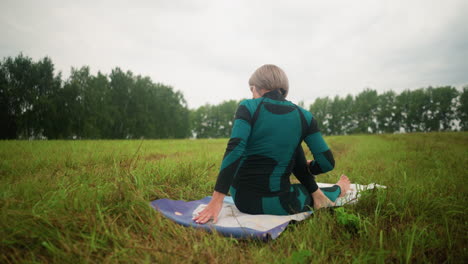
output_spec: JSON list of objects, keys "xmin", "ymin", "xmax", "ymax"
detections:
[{"xmin": 248, "ymin": 64, "xmax": 289, "ymax": 97}]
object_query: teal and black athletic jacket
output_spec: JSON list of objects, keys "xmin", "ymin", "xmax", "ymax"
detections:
[{"xmin": 214, "ymin": 89, "xmax": 335, "ymax": 215}]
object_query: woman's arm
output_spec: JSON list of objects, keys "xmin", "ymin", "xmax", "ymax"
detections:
[
  {"xmin": 193, "ymin": 101, "xmax": 253, "ymax": 224},
  {"xmin": 303, "ymin": 116, "xmax": 335, "ymax": 174},
  {"xmin": 292, "ymin": 145, "xmax": 319, "ymax": 193},
  {"xmin": 301, "ymin": 113, "xmax": 337, "ymax": 209},
  {"xmin": 214, "ymin": 102, "xmax": 252, "ymax": 194}
]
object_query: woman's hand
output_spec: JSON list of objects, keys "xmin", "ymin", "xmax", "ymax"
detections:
[
  {"xmin": 192, "ymin": 191, "xmax": 225, "ymax": 224},
  {"xmin": 307, "ymin": 160, "xmax": 312, "ymax": 166}
]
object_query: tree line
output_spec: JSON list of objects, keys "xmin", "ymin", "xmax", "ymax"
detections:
[
  {"xmin": 310, "ymin": 87, "xmax": 468, "ymax": 135},
  {"xmin": 190, "ymin": 87, "xmax": 468, "ymax": 138},
  {"xmin": 1, "ymin": 54, "xmax": 467, "ymax": 139},
  {"xmin": 1, "ymin": 54, "xmax": 190, "ymax": 139}
]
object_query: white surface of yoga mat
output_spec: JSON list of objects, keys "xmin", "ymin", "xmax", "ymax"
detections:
[{"xmin": 192, "ymin": 182, "xmax": 386, "ymax": 232}]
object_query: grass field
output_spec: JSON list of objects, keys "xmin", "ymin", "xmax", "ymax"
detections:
[{"xmin": 1, "ymin": 132, "xmax": 467, "ymax": 263}]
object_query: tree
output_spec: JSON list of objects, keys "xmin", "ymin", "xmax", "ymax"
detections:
[
  {"xmin": 213, "ymin": 100, "xmax": 238, "ymax": 137},
  {"xmin": 0, "ymin": 57, "xmax": 18, "ymax": 139},
  {"xmin": 425, "ymin": 86, "xmax": 459, "ymax": 131},
  {"xmin": 458, "ymin": 86, "xmax": 468, "ymax": 131},
  {"xmin": 309, "ymin": 97, "xmax": 331, "ymax": 134},
  {"xmin": 328, "ymin": 96, "xmax": 355, "ymax": 135},
  {"xmin": 376, "ymin": 91, "xmax": 398, "ymax": 133},
  {"xmin": 327, "ymin": 96, "xmax": 343, "ymax": 135},
  {"xmin": 108, "ymin": 68, "xmax": 133, "ymax": 138},
  {"xmin": 0, "ymin": 54, "xmax": 61, "ymax": 139},
  {"xmin": 191, "ymin": 104, "xmax": 216, "ymax": 138},
  {"xmin": 341, "ymin": 95, "xmax": 355, "ymax": 134},
  {"xmin": 396, "ymin": 89, "xmax": 430, "ymax": 132},
  {"xmin": 191, "ymin": 100, "xmax": 239, "ymax": 138},
  {"xmin": 1, "ymin": 54, "xmax": 37, "ymax": 138},
  {"xmin": 353, "ymin": 89, "xmax": 378, "ymax": 133}
]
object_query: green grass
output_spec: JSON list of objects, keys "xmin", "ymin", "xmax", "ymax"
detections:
[{"xmin": 1, "ymin": 133, "xmax": 467, "ymax": 263}]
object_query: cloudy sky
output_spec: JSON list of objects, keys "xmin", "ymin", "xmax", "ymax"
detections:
[{"xmin": 1, "ymin": 0, "xmax": 467, "ymax": 108}]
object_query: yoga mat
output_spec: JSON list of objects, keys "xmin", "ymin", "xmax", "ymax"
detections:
[{"xmin": 150, "ymin": 182, "xmax": 385, "ymax": 240}]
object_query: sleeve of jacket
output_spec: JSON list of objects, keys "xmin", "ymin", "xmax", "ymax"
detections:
[
  {"xmin": 214, "ymin": 100, "xmax": 253, "ymax": 194},
  {"xmin": 302, "ymin": 112, "xmax": 335, "ymax": 175}
]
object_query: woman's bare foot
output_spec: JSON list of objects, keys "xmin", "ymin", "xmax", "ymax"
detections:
[
  {"xmin": 336, "ymin": 174, "xmax": 351, "ymax": 197},
  {"xmin": 312, "ymin": 189, "xmax": 335, "ymax": 210}
]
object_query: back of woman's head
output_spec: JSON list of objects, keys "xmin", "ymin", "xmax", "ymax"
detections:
[{"xmin": 249, "ymin": 64, "xmax": 289, "ymax": 97}]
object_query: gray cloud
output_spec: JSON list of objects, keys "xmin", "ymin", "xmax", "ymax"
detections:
[{"xmin": 1, "ymin": 0, "xmax": 467, "ymax": 108}]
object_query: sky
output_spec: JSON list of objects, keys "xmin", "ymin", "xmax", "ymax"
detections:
[{"xmin": 1, "ymin": 0, "xmax": 467, "ymax": 109}]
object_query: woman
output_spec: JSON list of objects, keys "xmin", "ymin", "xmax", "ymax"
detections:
[{"xmin": 193, "ymin": 64, "xmax": 351, "ymax": 224}]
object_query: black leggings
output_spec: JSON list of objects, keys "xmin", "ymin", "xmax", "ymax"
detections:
[{"xmin": 232, "ymin": 145, "xmax": 342, "ymax": 215}]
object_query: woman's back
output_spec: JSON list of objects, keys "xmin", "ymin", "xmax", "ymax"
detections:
[
  {"xmin": 219, "ymin": 89, "xmax": 330, "ymax": 215},
  {"xmin": 235, "ymin": 91, "xmax": 305, "ymax": 194}
]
